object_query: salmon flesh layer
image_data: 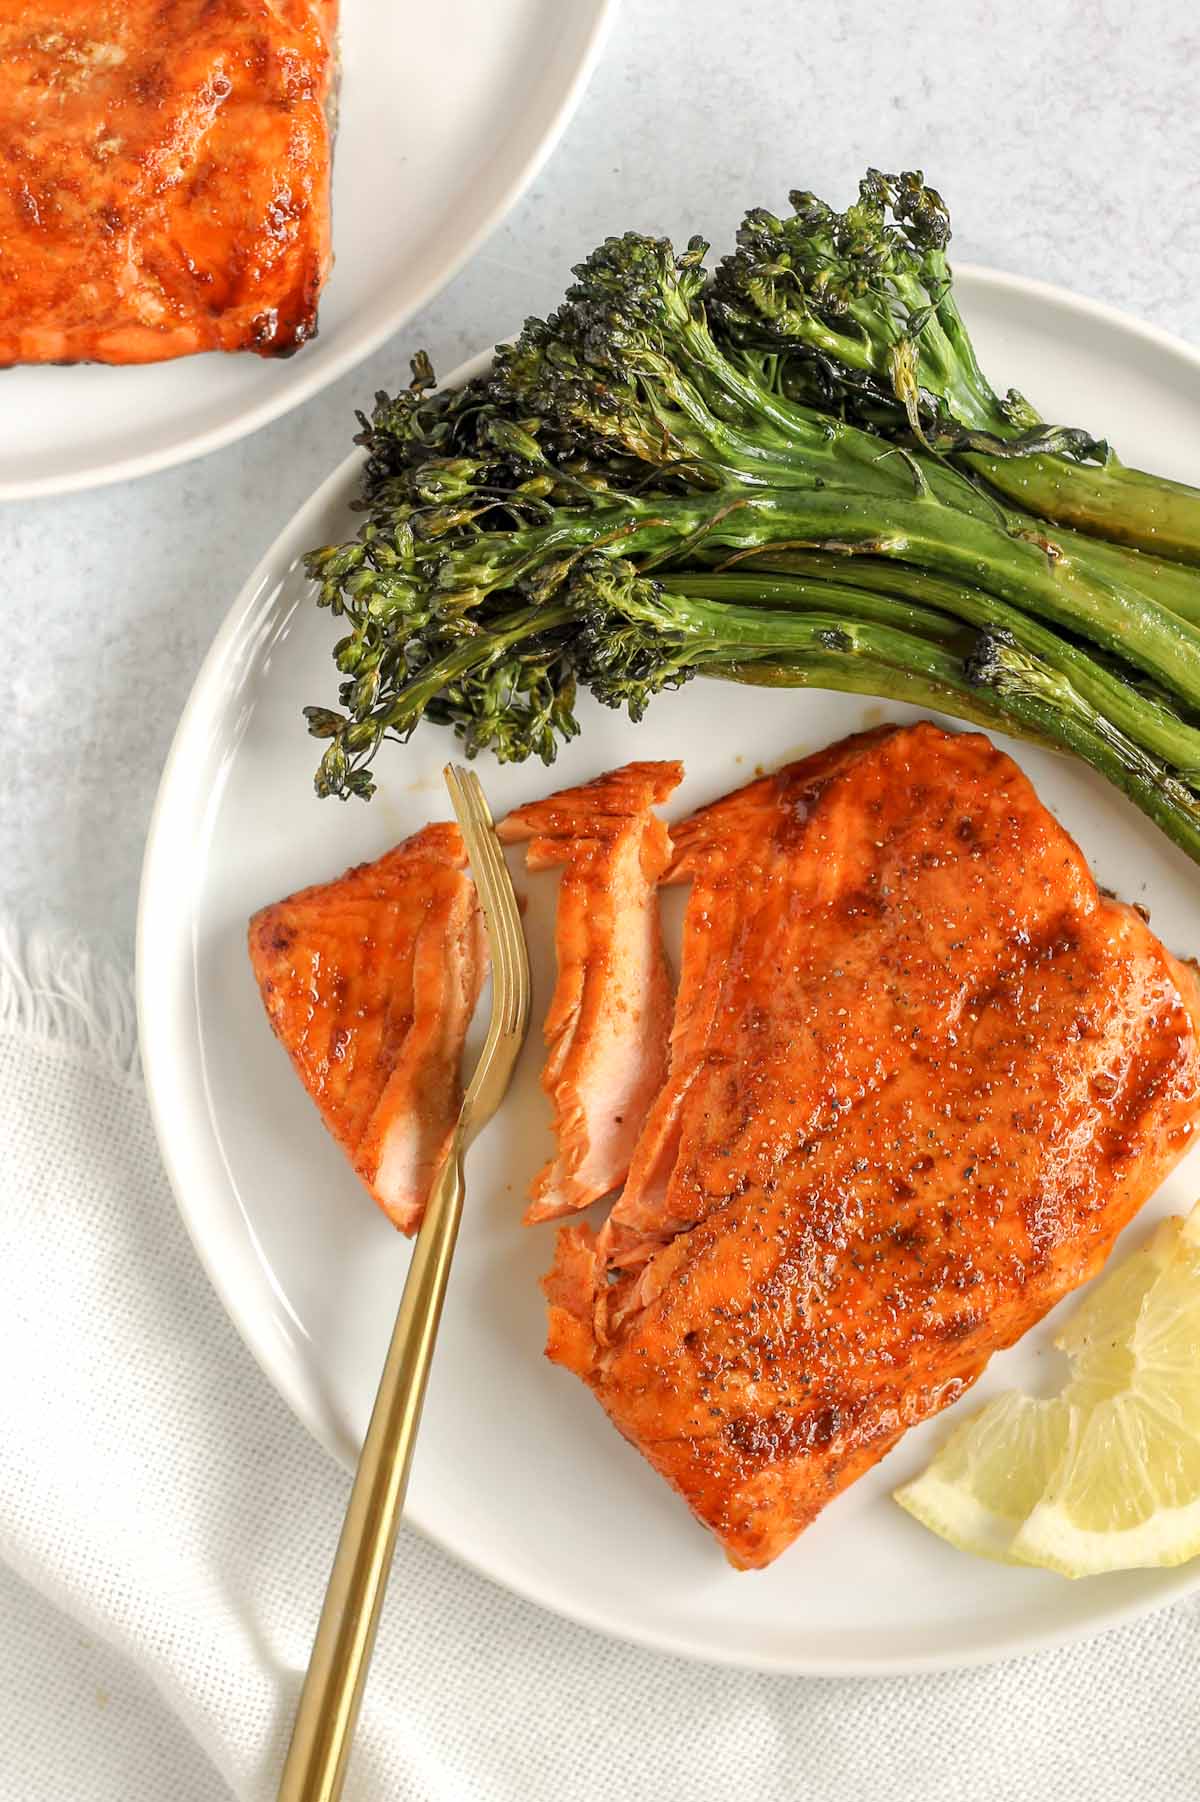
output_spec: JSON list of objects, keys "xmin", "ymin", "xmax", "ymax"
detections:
[
  {"xmin": 248, "ymin": 824, "xmax": 486, "ymax": 1235},
  {"xmin": 499, "ymin": 761, "xmax": 683, "ymax": 1224},
  {"xmin": 0, "ymin": 0, "xmax": 335, "ymax": 364},
  {"xmin": 545, "ymin": 724, "xmax": 1200, "ymax": 1569}
]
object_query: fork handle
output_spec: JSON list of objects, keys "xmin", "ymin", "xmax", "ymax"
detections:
[{"xmin": 277, "ymin": 1132, "xmax": 467, "ymax": 1802}]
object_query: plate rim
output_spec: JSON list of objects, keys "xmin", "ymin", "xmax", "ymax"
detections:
[
  {"xmin": 0, "ymin": 0, "xmax": 615, "ymax": 504},
  {"xmin": 136, "ymin": 267, "xmax": 1200, "ymax": 1675}
]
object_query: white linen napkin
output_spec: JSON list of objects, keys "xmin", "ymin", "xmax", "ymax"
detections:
[{"xmin": 3, "ymin": 916, "xmax": 1199, "ymax": 1802}]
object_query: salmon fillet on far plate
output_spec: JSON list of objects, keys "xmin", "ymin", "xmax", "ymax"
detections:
[
  {"xmin": 499, "ymin": 760, "xmax": 683, "ymax": 1224},
  {"xmin": 545, "ymin": 724, "xmax": 1200, "ymax": 1569},
  {"xmin": 248, "ymin": 824, "xmax": 486, "ymax": 1235},
  {"xmin": 0, "ymin": 0, "xmax": 335, "ymax": 365}
]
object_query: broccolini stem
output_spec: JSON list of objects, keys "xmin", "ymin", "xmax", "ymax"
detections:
[
  {"xmin": 652, "ymin": 579, "xmax": 966, "ymax": 648},
  {"xmin": 963, "ymin": 639, "xmax": 1200, "ymax": 864},
  {"xmin": 674, "ymin": 564, "xmax": 1200, "ymax": 775},
  {"xmin": 636, "ymin": 488, "xmax": 1200, "ymax": 709},
  {"xmin": 927, "ymin": 272, "xmax": 1200, "ymax": 567},
  {"xmin": 722, "ymin": 653, "xmax": 1033, "ymax": 741},
  {"xmin": 961, "ymin": 451, "xmax": 1200, "ymax": 570},
  {"xmin": 718, "ymin": 639, "xmax": 1200, "ymax": 865},
  {"xmin": 621, "ymin": 583, "xmax": 1200, "ymax": 858}
]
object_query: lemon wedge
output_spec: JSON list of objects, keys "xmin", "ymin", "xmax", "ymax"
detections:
[
  {"xmin": 894, "ymin": 1203, "xmax": 1200, "ymax": 1577},
  {"xmin": 893, "ymin": 1391, "xmax": 1071, "ymax": 1562}
]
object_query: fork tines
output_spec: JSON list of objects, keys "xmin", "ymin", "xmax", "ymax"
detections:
[{"xmin": 444, "ymin": 764, "xmax": 530, "ymax": 1103}]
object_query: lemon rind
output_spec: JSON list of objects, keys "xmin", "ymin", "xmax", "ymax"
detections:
[
  {"xmin": 1011, "ymin": 1491, "xmax": 1200, "ymax": 1577},
  {"xmin": 893, "ymin": 1472, "xmax": 1023, "ymax": 1564}
]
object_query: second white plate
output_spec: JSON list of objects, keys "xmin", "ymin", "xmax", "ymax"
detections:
[
  {"xmin": 138, "ymin": 269, "xmax": 1200, "ymax": 1673},
  {"xmin": 0, "ymin": 0, "xmax": 612, "ymax": 500}
]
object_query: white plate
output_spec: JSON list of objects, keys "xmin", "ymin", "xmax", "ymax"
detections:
[
  {"xmin": 0, "ymin": 0, "xmax": 612, "ymax": 502},
  {"xmin": 138, "ymin": 270, "xmax": 1200, "ymax": 1674}
]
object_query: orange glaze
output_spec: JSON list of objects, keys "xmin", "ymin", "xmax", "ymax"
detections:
[
  {"xmin": 248, "ymin": 824, "xmax": 486, "ymax": 1235},
  {"xmin": 0, "ymin": 0, "xmax": 335, "ymax": 364},
  {"xmin": 499, "ymin": 761, "xmax": 682, "ymax": 1224},
  {"xmin": 544, "ymin": 724, "xmax": 1200, "ymax": 1569}
]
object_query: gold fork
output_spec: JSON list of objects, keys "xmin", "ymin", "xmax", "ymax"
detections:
[{"xmin": 277, "ymin": 764, "xmax": 531, "ymax": 1802}]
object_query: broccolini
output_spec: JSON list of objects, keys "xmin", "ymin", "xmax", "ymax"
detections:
[{"xmin": 303, "ymin": 176, "xmax": 1200, "ymax": 866}]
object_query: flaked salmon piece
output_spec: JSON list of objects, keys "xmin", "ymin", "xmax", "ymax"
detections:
[
  {"xmin": 545, "ymin": 724, "xmax": 1200, "ymax": 1569},
  {"xmin": 0, "ymin": 1, "xmax": 335, "ymax": 365},
  {"xmin": 499, "ymin": 761, "xmax": 683, "ymax": 1224},
  {"xmin": 603, "ymin": 735, "xmax": 864, "ymax": 1266},
  {"xmin": 248, "ymin": 823, "xmax": 486, "ymax": 1234}
]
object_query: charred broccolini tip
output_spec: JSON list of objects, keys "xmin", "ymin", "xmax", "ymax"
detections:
[{"xmin": 710, "ymin": 168, "xmax": 1096, "ymax": 458}]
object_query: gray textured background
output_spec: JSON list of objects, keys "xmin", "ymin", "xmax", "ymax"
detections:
[{"xmin": 4, "ymin": 0, "xmax": 1197, "ymax": 943}]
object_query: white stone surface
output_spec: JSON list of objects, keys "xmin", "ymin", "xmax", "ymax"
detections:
[{"xmin": 3, "ymin": 0, "xmax": 1198, "ymax": 942}]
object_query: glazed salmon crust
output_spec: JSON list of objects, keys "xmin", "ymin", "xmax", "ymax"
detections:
[
  {"xmin": 248, "ymin": 824, "xmax": 486, "ymax": 1235},
  {"xmin": 0, "ymin": 0, "xmax": 335, "ymax": 365},
  {"xmin": 545, "ymin": 724, "xmax": 1200, "ymax": 1570}
]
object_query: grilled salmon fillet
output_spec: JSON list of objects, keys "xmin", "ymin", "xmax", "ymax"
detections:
[
  {"xmin": 248, "ymin": 824, "xmax": 486, "ymax": 1234},
  {"xmin": 0, "ymin": 0, "xmax": 335, "ymax": 365},
  {"xmin": 499, "ymin": 761, "xmax": 682, "ymax": 1224},
  {"xmin": 545, "ymin": 724, "xmax": 1200, "ymax": 1569}
]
